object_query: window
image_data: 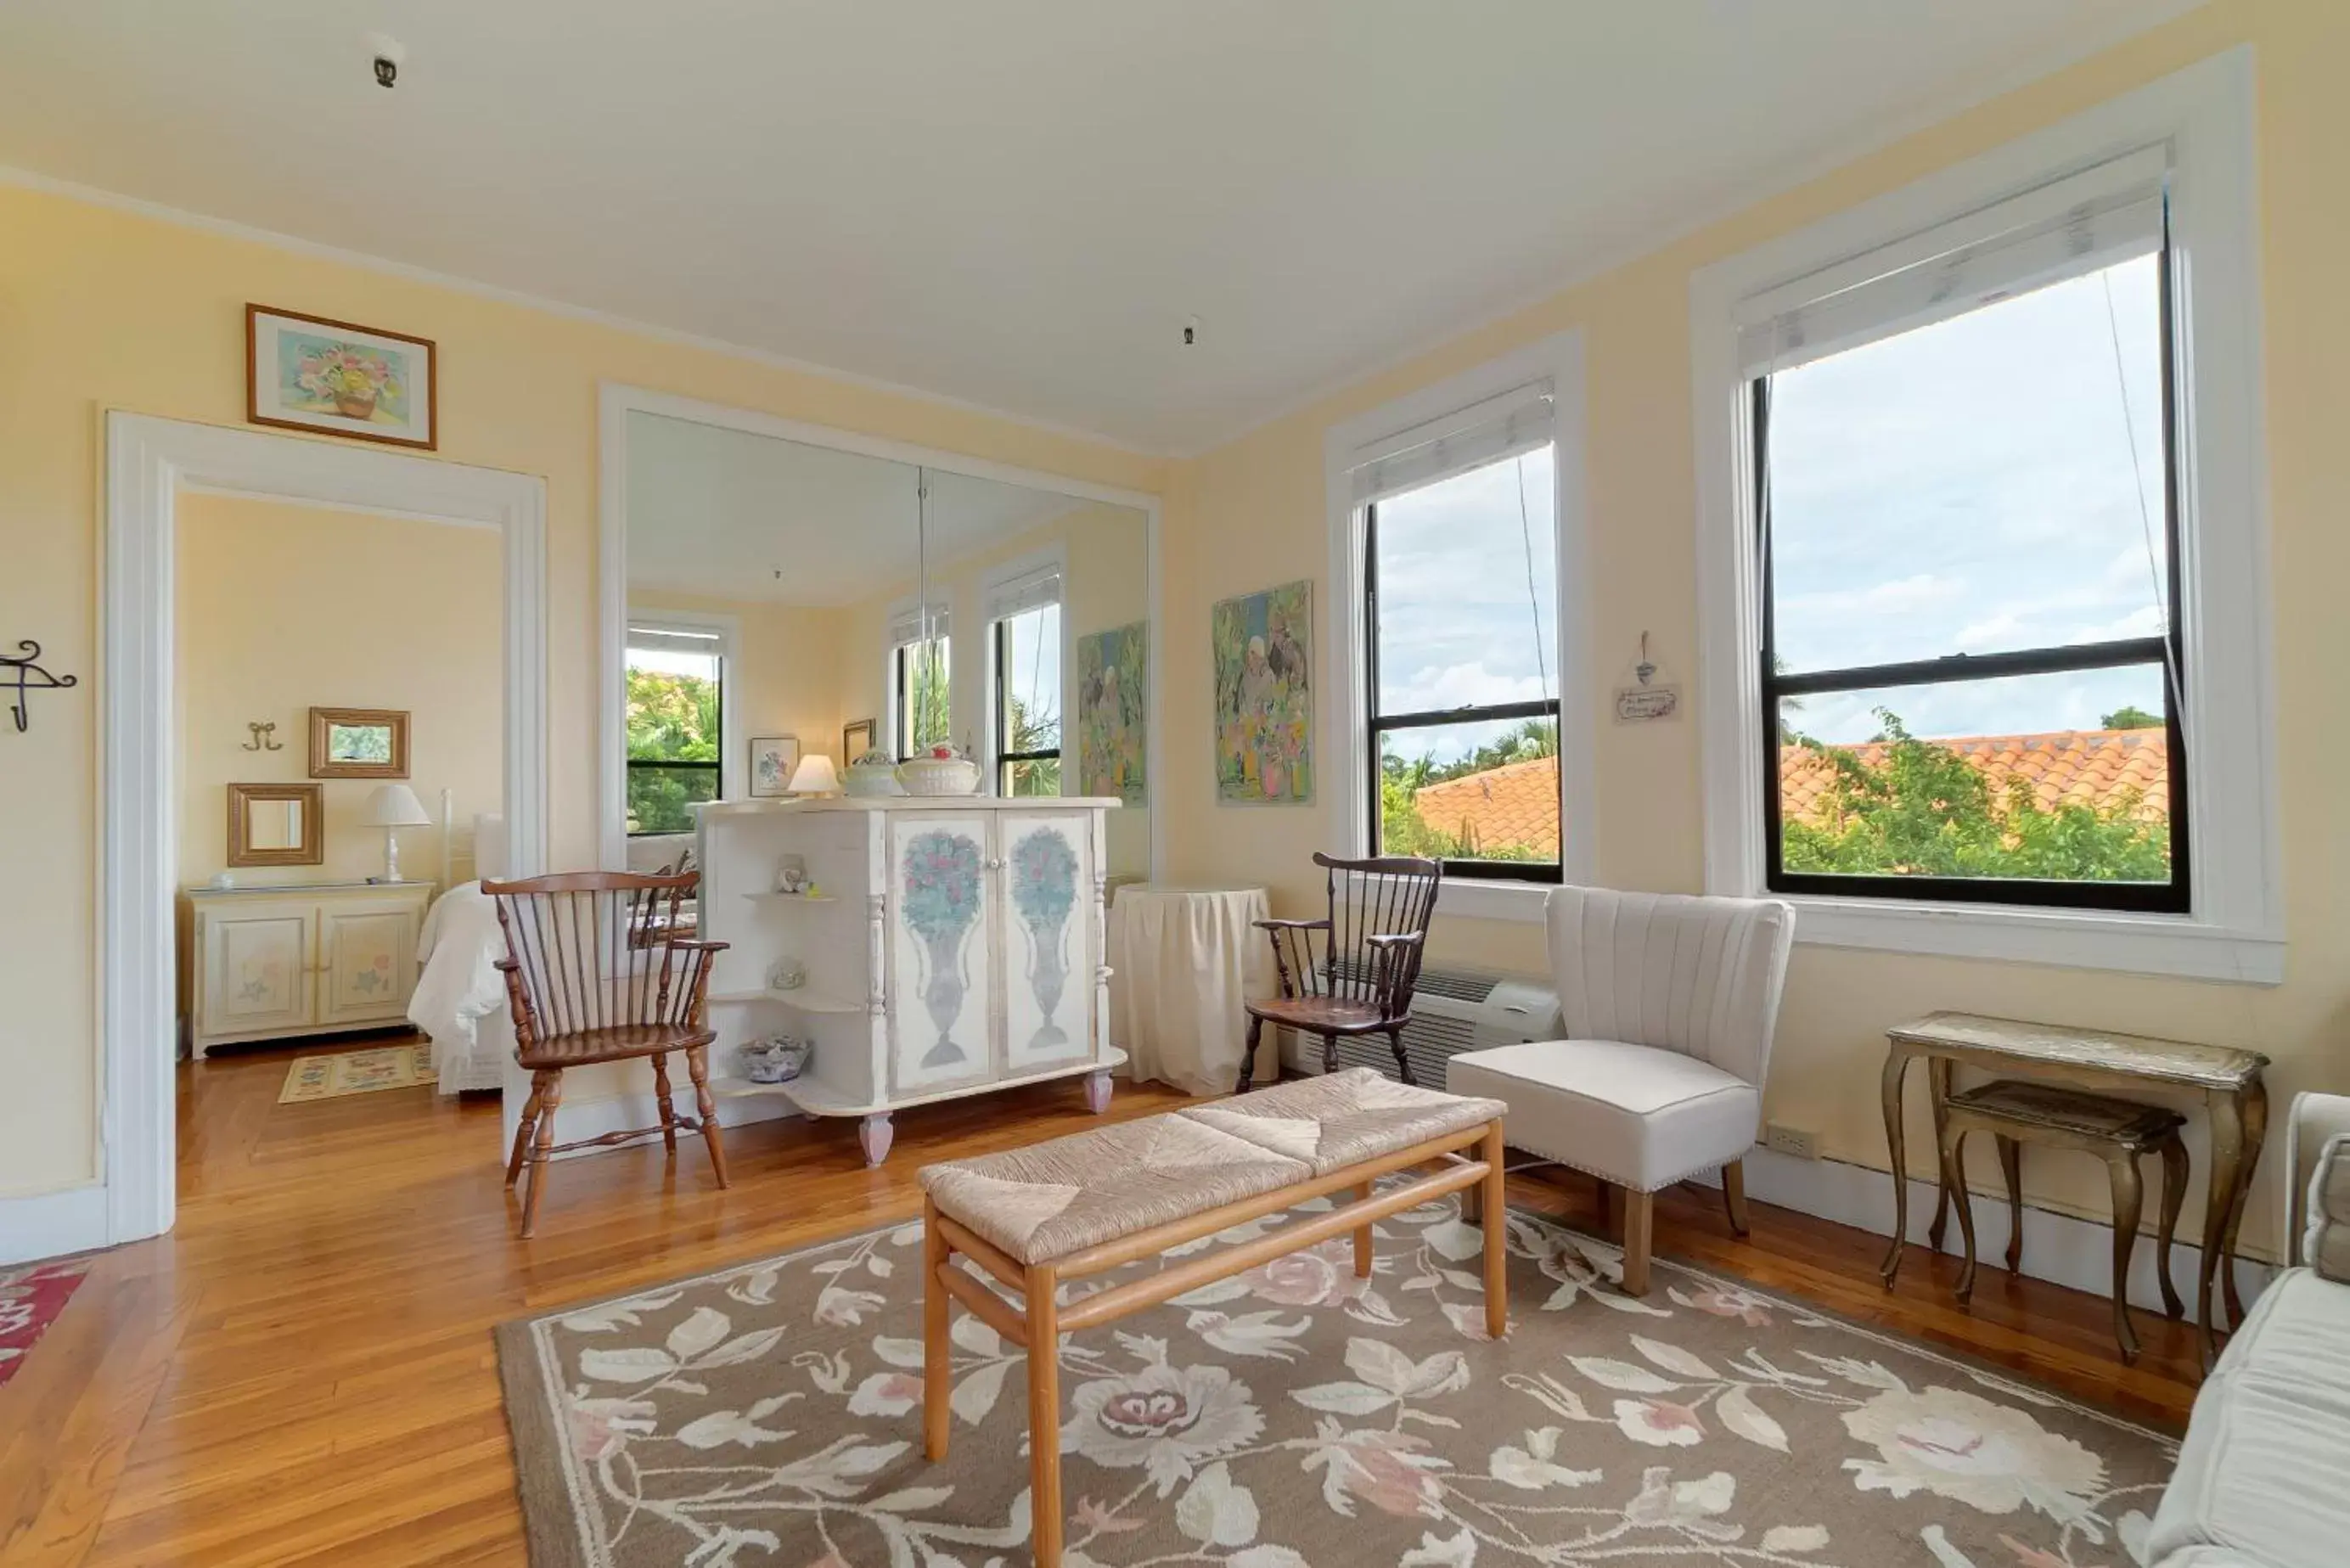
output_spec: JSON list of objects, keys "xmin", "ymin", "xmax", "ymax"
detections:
[
  {"xmin": 893, "ymin": 632, "xmax": 949, "ymax": 760},
  {"xmin": 625, "ymin": 624, "xmax": 723, "ymax": 835},
  {"xmin": 1694, "ymin": 58, "xmax": 2280, "ymax": 980},
  {"xmin": 1748, "ymin": 154, "xmax": 2184, "ymax": 912},
  {"xmin": 1363, "ymin": 401, "xmax": 1562, "ymax": 880},
  {"xmin": 992, "ymin": 587, "xmax": 1062, "ymax": 796}
]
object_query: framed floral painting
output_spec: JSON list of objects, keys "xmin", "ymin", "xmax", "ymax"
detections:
[{"xmin": 246, "ymin": 304, "xmax": 437, "ymax": 449}]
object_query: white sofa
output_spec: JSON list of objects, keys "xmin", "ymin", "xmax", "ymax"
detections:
[{"xmin": 2149, "ymin": 1091, "xmax": 2350, "ymax": 1568}]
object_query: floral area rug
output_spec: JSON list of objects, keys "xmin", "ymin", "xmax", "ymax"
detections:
[
  {"xmin": 277, "ymin": 1043, "xmax": 436, "ymax": 1103},
  {"xmin": 0, "ymin": 1256, "xmax": 92, "ymax": 1389},
  {"xmin": 496, "ymin": 1192, "xmax": 2177, "ymax": 1568}
]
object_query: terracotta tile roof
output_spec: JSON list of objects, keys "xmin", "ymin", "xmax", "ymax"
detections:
[
  {"xmin": 1408, "ymin": 728, "xmax": 2168, "ymax": 857},
  {"xmin": 1413, "ymin": 756, "xmax": 1562, "ymax": 857},
  {"xmin": 1777, "ymin": 728, "xmax": 2169, "ymax": 825}
]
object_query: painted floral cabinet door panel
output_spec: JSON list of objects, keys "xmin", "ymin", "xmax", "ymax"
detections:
[
  {"xmin": 999, "ymin": 812, "xmax": 1094, "ymax": 1072},
  {"xmin": 318, "ymin": 906, "xmax": 420, "ymax": 1027},
  {"xmin": 199, "ymin": 905, "xmax": 313, "ymax": 1037},
  {"xmin": 886, "ymin": 815, "xmax": 996, "ymax": 1094}
]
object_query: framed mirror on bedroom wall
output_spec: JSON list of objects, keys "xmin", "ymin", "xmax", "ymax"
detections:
[{"xmin": 597, "ymin": 389, "xmax": 1162, "ymax": 887}]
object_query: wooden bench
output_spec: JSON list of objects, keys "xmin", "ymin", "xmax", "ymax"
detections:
[{"xmin": 918, "ymin": 1069, "xmax": 1509, "ymax": 1568}]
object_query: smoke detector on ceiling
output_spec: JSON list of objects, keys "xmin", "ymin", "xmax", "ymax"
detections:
[{"xmin": 363, "ymin": 32, "xmax": 406, "ymax": 90}]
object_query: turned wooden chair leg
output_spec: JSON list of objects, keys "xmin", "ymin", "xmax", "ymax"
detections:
[
  {"xmin": 1352, "ymin": 1181, "xmax": 1375, "ymax": 1277},
  {"xmin": 1721, "ymin": 1159, "xmax": 1751, "ymax": 1237},
  {"xmin": 505, "ymin": 1075, "xmax": 546, "ymax": 1189},
  {"xmin": 1386, "ymin": 1026, "xmax": 1415, "ymax": 1087},
  {"xmin": 1320, "ymin": 1032, "xmax": 1339, "ymax": 1076},
  {"xmin": 1620, "ymin": 1189, "xmax": 1655, "ymax": 1296},
  {"xmin": 1234, "ymin": 1015, "xmax": 1265, "ymax": 1094},
  {"xmin": 1026, "ymin": 1264, "xmax": 1065, "ymax": 1568},
  {"xmin": 651, "ymin": 1052, "xmax": 678, "ymax": 1155},
  {"xmin": 1998, "ymin": 1134, "xmax": 2025, "ymax": 1275},
  {"xmin": 685, "ymin": 1045, "xmax": 730, "ymax": 1189},
  {"xmin": 519, "ymin": 1069, "xmax": 563, "ymax": 1239},
  {"xmin": 2155, "ymin": 1132, "xmax": 2188, "ymax": 1319},
  {"xmin": 923, "ymin": 1198, "xmax": 952, "ymax": 1462}
]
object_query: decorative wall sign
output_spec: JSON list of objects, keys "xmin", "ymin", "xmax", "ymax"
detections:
[
  {"xmin": 1212, "ymin": 580, "xmax": 1313, "ymax": 804},
  {"xmin": 1613, "ymin": 632, "xmax": 1682, "ymax": 723},
  {"xmin": 0, "ymin": 639, "xmax": 76, "ymax": 733},
  {"xmin": 247, "ymin": 304, "xmax": 438, "ymax": 450}
]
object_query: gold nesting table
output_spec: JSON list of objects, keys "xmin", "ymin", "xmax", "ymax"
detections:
[{"xmin": 1880, "ymin": 1011, "xmax": 2269, "ymax": 1366}]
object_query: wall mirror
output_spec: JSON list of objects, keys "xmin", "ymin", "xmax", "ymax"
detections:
[
  {"xmin": 610, "ymin": 403, "xmax": 1156, "ymax": 881},
  {"xmin": 227, "ymin": 781, "xmax": 324, "ymax": 867}
]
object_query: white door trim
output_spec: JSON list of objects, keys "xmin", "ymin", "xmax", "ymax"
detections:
[
  {"xmin": 596, "ymin": 384, "xmax": 1167, "ymax": 880},
  {"xmin": 88, "ymin": 412, "xmax": 548, "ymax": 1254}
]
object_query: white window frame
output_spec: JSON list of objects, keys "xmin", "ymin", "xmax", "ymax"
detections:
[
  {"xmin": 1690, "ymin": 48, "xmax": 2279, "ymax": 982},
  {"xmin": 624, "ymin": 607, "xmax": 742, "ymax": 810},
  {"xmin": 1324, "ymin": 329, "xmax": 1595, "ymax": 923},
  {"xmin": 980, "ymin": 544, "xmax": 1071, "ymax": 795}
]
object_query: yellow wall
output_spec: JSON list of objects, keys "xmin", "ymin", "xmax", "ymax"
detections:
[
  {"xmin": 0, "ymin": 183, "xmax": 1161, "ymax": 1200},
  {"xmin": 175, "ymin": 493, "xmax": 504, "ymax": 891},
  {"xmin": 1161, "ymin": 1, "xmax": 2346, "ymax": 1256}
]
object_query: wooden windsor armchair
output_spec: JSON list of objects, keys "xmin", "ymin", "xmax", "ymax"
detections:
[
  {"xmin": 486, "ymin": 871, "xmax": 730, "ymax": 1238},
  {"xmin": 1233, "ymin": 851, "xmax": 1443, "ymax": 1093}
]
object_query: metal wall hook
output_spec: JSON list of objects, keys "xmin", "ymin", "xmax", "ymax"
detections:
[
  {"xmin": 243, "ymin": 720, "xmax": 283, "ymax": 752},
  {"xmin": 1, "ymin": 639, "xmax": 76, "ymax": 733}
]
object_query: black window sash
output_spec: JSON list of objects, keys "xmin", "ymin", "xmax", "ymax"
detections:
[
  {"xmin": 1749, "ymin": 232, "xmax": 2192, "ymax": 912},
  {"xmin": 1363, "ymin": 500, "xmax": 1564, "ymax": 881},
  {"xmin": 624, "ymin": 650, "xmax": 722, "ymax": 837}
]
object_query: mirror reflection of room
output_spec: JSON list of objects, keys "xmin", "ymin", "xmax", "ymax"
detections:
[
  {"xmin": 620, "ymin": 412, "xmax": 1151, "ymax": 883},
  {"xmin": 171, "ymin": 487, "xmax": 505, "ymax": 1110}
]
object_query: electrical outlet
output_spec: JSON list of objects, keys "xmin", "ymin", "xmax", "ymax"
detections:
[{"xmin": 1764, "ymin": 1122, "xmax": 1820, "ymax": 1161}]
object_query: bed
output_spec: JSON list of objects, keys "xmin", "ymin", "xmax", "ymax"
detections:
[{"xmin": 408, "ymin": 813, "xmax": 514, "ymax": 1094}]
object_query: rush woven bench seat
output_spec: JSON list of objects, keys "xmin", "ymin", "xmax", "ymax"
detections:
[{"xmin": 917, "ymin": 1069, "xmax": 1509, "ymax": 1567}]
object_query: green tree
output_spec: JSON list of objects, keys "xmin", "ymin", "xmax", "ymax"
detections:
[
  {"xmin": 626, "ymin": 666, "xmax": 719, "ymax": 835},
  {"xmin": 1780, "ymin": 709, "xmax": 2169, "ymax": 882},
  {"xmin": 1376, "ymin": 732, "xmax": 1549, "ymax": 863},
  {"xmin": 902, "ymin": 641, "xmax": 950, "ymax": 755},
  {"xmin": 2100, "ymin": 705, "xmax": 2161, "ymax": 730},
  {"xmin": 1002, "ymin": 690, "xmax": 1062, "ymax": 796}
]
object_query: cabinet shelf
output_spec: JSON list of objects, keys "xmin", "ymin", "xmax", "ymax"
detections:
[
  {"xmin": 741, "ymin": 891, "xmax": 838, "ymax": 903},
  {"xmin": 707, "ymin": 986, "xmax": 869, "ymax": 1014}
]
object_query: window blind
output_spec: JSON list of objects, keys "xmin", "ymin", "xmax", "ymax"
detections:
[
  {"xmin": 1348, "ymin": 380, "xmax": 1555, "ymax": 508},
  {"xmin": 1735, "ymin": 146, "xmax": 2168, "ymax": 377},
  {"xmin": 889, "ymin": 604, "xmax": 952, "ymax": 645},
  {"xmin": 626, "ymin": 624, "xmax": 726, "ymax": 657},
  {"xmin": 986, "ymin": 564, "xmax": 1062, "ymax": 621}
]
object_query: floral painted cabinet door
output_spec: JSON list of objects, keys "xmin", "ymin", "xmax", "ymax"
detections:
[
  {"xmin": 886, "ymin": 814, "xmax": 997, "ymax": 1094},
  {"xmin": 998, "ymin": 812, "xmax": 1095, "ymax": 1072},
  {"xmin": 317, "ymin": 903, "xmax": 421, "ymax": 1027},
  {"xmin": 197, "ymin": 900, "xmax": 314, "ymax": 1040}
]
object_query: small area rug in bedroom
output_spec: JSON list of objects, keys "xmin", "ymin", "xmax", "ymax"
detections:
[
  {"xmin": 496, "ymin": 1194, "xmax": 2175, "ymax": 1568},
  {"xmin": 278, "ymin": 1043, "xmax": 436, "ymax": 1103},
  {"xmin": 0, "ymin": 1257, "xmax": 93, "ymax": 1389}
]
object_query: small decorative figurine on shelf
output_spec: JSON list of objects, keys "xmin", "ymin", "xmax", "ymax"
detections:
[
  {"xmin": 776, "ymin": 853, "xmax": 807, "ymax": 894},
  {"xmin": 767, "ymin": 957, "xmax": 807, "ymax": 992}
]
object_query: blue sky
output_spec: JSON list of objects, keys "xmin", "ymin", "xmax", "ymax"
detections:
[{"xmin": 1373, "ymin": 254, "xmax": 2171, "ymax": 764}]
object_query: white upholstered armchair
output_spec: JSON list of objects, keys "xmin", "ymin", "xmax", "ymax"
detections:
[{"xmin": 1448, "ymin": 885, "xmax": 1795, "ymax": 1294}]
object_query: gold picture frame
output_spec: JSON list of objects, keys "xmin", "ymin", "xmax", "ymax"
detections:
[
  {"xmin": 309, "ymin": 706, "xmax": 411, "ymax": 778},
  {"xmin": 843, "ymin": 717, "xmax": 877, "ymax": 762},
  {"xmin": 227, "ymin": 782, "xmax": 324, "ymax": 868},
  {"xmin": 247, "ymin": 303, "xmax": 438, "ymax": 450}
]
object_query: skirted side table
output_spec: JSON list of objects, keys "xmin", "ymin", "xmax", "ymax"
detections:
[{"xmin": 1107, "ymin": 884, "xmax": 1275, "ymax": 1095}]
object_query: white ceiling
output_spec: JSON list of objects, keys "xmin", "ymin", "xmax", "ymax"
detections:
[
  {"xmin": 625, "ymin": 413, "xmax": 1088, "ymax": 606},
  {"xmin": 0, "ymin": 3, "xmax": 2193, "ymax": 452}
]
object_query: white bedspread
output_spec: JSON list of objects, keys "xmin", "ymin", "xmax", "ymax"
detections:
[{"xmin": 408, "ymin": 881, "xmax": 514, "ymax": 1094}]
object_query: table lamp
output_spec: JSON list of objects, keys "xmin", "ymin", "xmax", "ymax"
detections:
[
  {"xmin": 785, "ymin": 754, "xmax": 841, "ymax": 797},
  {"xmin": 362, "ymin": 782, "xmax": 431, "ymax": 882}
]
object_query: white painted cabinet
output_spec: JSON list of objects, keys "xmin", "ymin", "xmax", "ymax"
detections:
[
  {"xmin": 697, "ymin": 795, "xmax": 1125, "ymax": 1165},
  {"xmin": 183, "ymin": 881, "xmax": 433, "ymax": 1057}
]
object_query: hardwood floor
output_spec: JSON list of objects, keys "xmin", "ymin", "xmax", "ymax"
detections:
[{"xmin": 1, "ymin": 1040, "xmax": 2205, "ymax": 1566}]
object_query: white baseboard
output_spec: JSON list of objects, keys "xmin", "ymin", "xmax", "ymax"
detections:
[
  {"xmin": 0, "ymin": 1182, "xmax": 110, "ymax": 1266},
  {"xmin": 1684, "ymin": 1146, "xmax": 2274, "ymax": 1317}
]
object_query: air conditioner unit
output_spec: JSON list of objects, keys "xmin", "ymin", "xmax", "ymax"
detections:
[{"xmin": 1280, "ymin": 963, "xmax": 1564, "ymax": 1090}]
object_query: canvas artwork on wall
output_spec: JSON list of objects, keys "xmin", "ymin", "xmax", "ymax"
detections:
[
  {"xmin": 1212, "ymin": 579, "xmax": 1313, "ymax": 804},
  {"xmin": 1077, "ymin": 621, "xmax": 1147, "ymax": 804},
  {"xmin": 246, "ymin": 304, "xmax": 437, "ymax": 450}
]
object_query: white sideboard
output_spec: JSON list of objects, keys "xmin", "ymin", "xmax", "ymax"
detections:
[
  {"xmin": 181, "ymin": 880, "xmax": 434, "ymax": 1058},
  {"xmin": 696, "ymin": 795, "xmax": 1127, "ymax": 1163}
]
